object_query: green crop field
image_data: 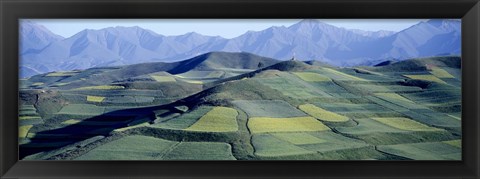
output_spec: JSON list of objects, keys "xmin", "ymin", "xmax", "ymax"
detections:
[
  {"xmin": 293, "ymin": 72, "xmax": 331, "ymax": 82},
  {"xmin": 150, "ymin": 75, "xmax": 176, "ymax": 82},
  {"xmin": 254, "ymin": 74, "xmax": 332, "ymax": 98},
  {"xmin": 443, "ymin": 139, "xmax": 461, "ymax": 148},
  {"xmin": 76, "ymin": 135, "xmax": 236, "ymax": 160},
  {"xmin": 320, "ymin": 67, "xmax": 368, "ymax": 81},
  {"xmin": 161, "ymin": 142, "xmax": 236, "ymax": 160},
  {"xmin": 353, "ymin": 84, "xmax": 422, "ymax": 93},
  {"xmin": 312, "ymin": 102, "xmax": 389, "ymax": 113},
  {"xmin": 371, "ymin": 117, "xmax": 443, "ymax": 132},
  {"xmin": 298, "ymin": 104, "xmax": 349, "ymax": 122},
  {"xmin": 185, "ymin": 107, "xmax": 238, "ymax": 132},
  {"xmin": 377, "ymin": 142, "xmax": 461, "ymax": 160},
  {"xmin": 374, "ymin": 93, "xmax": 413, "ymax": 103},
  {"xmin": 248, "ymin": 116, "xmax": 330, "ymax": 134},
  {"xmin": 74, "ymin": 85, "xmax": 125, "ymax": 90},
  {"xmin": 430, "ymin": 67, "xmax": 455, "ymax": 78},
  {"xmin": 46, "ymin": 71, "xmax": 78, "ymax": 77},
  {"xmin": 272, "ymin": 132, "xmax": 326, "ymax": 145},
  {"xmin": 232, "ymin": 100, "xmax": 306, "ymax": 118},
  {"xmin": 252, "ymin": 131, "xmax": 371, "ymax": 159},
  {"xmin": 403, "ymin": 74, "xmax": 447, "ymax": 84},
  {"xmin": 252, "ymin": 134, "xmax": 316, "ymax": 157},
  {"xmin": 75, "ymin": 135, "xmax": 178, "ymax": 160},
  {"xmin": 336, "ymin": 118, "xmax": 405, "ymax": 135},
  {"xmin": 57, "ymin": 104, "xmax": 106, "ymax": 115}
]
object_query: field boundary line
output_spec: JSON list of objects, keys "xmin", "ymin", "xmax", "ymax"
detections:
[{"xmin": 157, "ymin": 142, "xmax": 181, "ymax": 160}]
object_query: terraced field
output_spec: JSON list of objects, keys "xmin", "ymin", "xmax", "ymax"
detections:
[
  {"xmin": 248, "ymin": 116, "xmax": 330, "ymax": 134},
  {"xmin": 232, "ymin": 100, "xmax": 306, "ymax": 118},
  {"xmin": 19, "ymin": 54, "xmax": 462, "ymax": 160},
  {"xmin": 185, "ymin": 107, "xmax": 238, "ymax": 132},
  {"xmin": 75, "ymin": 135, "xmax": 236, "ymax": 160},
  {"xmin": 252, "ymin": 131, "xmax": 374, "ymax": 159},
  {"xmin": 377, "ymin": 141, "xmax": 461, "ymax": 160},
  {"xmin": 298, "ymin": 104, "xmax": 349, "ymax": 122}
]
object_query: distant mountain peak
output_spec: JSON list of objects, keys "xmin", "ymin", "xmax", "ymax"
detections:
[
  {"xmin": 185, "ymin": 31, "xmax": 200, "ymax": 35},
  {"xmin": 289, "ymin": 19, "xmax": 332, "ymax": 30},
  {"xmin": 20, "ymin": 20, "xmax": 64, "ymax": 54},
  {"xmin": 297, "ymin": 19, "xmax": 325, "ymax": 26},
  {"xmin": 425, "ymin": 19, "xmax": 460, "ymax": 32},
  {"xmin": 349, "ymin": 29, "xmax": 396, "ymax": 38}
]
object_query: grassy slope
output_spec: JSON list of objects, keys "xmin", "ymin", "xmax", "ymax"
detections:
[{"xmin": 20, "ymin": 55, "xmax": 461, "ymax": 160}]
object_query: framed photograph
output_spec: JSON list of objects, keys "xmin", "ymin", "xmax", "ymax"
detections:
[{"xmin": 1, "ymin": 0, "xmax": 479, "ymax": 178}]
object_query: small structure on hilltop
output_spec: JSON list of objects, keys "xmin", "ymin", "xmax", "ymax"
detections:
[{"xmin": 290, "ymin": 52, "xmax": 297, "ymax": 61}]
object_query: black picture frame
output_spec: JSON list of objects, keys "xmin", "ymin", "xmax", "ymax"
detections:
[{"xmin": 1, "ymin": 0, "xmax": 479, "ymax": 178}]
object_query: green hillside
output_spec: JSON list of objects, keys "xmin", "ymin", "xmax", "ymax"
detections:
[{"xmin": 19, "ymin": 54, "xmax": 461, "ymax": 160}]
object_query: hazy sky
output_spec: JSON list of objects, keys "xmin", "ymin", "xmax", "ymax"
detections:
[{"xmin": 27, "ymin": 19, "xmax": 429, "ymax": 39}]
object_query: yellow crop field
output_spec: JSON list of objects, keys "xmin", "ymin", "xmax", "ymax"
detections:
[
  {"xmin": 114, "ymin": 122, "xmax": 150, "ymax": 132},
  {"xmin": 26, "ymin": 133, "xmax": 36, "ymax": 138},
  {"xmin": 62, "ymin": 119, "xmax": 81, "ymax": 125},
  {"xmin": 403, "ymin": 75, "xmax": 447, "ymax": 84},
  {"xmin": 322, "ymin": 67, "xmax": 367, "ymax": 81},
  {"xmin": 75, "ymin": 85, "xmax": 125, "ymax": 90},
  {"xmin": 443, "ymin": 139, "xmax": 461, "ymax": 148},
  {"xmin": 374, "ymin": 93, "xmax": 413, "ymax": 103},
  {"xmin": 298, "ymin": 104, "xmax": 349, "ymax": 122},
  {"xmin": 206, "ymin": 71, "xmax": 225, "ymax": 78},
  {"xmin": 150, "ymin": 75, "xmax": 176, "ymax": 82},
  {"xmin": 181, "ymin": 79, "xmax": 204, "ymax": 84},
  {"xmin": 272, "ymin": 132, "xmax": 326, "ymax": 145},
  {"xmin": 46, "ymin": 71, "xmax": 77, "ymax": 77},
  {"xmin": 372, "ymin": 117, "xmax": 442, "ymax": 131},
  {"xmin": 430, "ymin": 68, "xmax": 455, "ymax": 78},
  {"xmin": 87, "ymin": 95, "xmax": 105, "ymax": 102},
  {"xmin": 447, "ymin": 114, "xmax": 461, "ymax": 120},
  {"xmin": 248, "ymin": 117, "xmax": 330, "ymax": 134},
  {"xmin": 186, "ymin": 107, "xmax": 238, "ymax": 132},
  {"xmin": 292, "ymin": 72, "xmax": 331, "ymax": 82},
  {"xmin": 19, "ymin": 116, "xmax": 39, "ymax": 120},
  {"xmin": 55, "ymin": 82, "xmax": 70, "ymax": 86},
  {"xmin": 19, "ymin": 125, "xmax": 33, "ymax": 138}
]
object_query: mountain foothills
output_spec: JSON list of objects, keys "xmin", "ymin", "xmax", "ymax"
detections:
[
  {"xmin": 20, "ymin": 19, "xmax": 460, "ymax": 77},
  {"xmin": 19, "ymin": 52, "xmax": 461, "ymax": 160}
]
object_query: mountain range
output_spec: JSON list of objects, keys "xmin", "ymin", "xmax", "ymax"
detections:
[{"xmin": 19, "ymin": 19, "xmax": 461, "ymax": 78}]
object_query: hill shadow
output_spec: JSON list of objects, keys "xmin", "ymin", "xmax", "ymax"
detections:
[{"xmin": 19, "ymin": 102, "xmax": 186, "ymax": 159}]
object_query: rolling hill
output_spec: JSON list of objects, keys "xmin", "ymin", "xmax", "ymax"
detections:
[{"xmin": 19, "ymin": 52, "xmax": 461, "ymax": 160}]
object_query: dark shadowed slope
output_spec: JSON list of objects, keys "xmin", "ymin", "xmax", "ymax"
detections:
[
  {"xmin": 367, "ymin": 56, "xmax": 461, "ymax": 72},
  {"xmin": 167, "ymin": 51, "xmax": 280, "ymax": 74}
]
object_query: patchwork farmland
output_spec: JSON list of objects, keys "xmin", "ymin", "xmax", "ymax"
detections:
[{"xmin": 19, "ymin": 52, "xmax": 461, "ymax": 160}]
